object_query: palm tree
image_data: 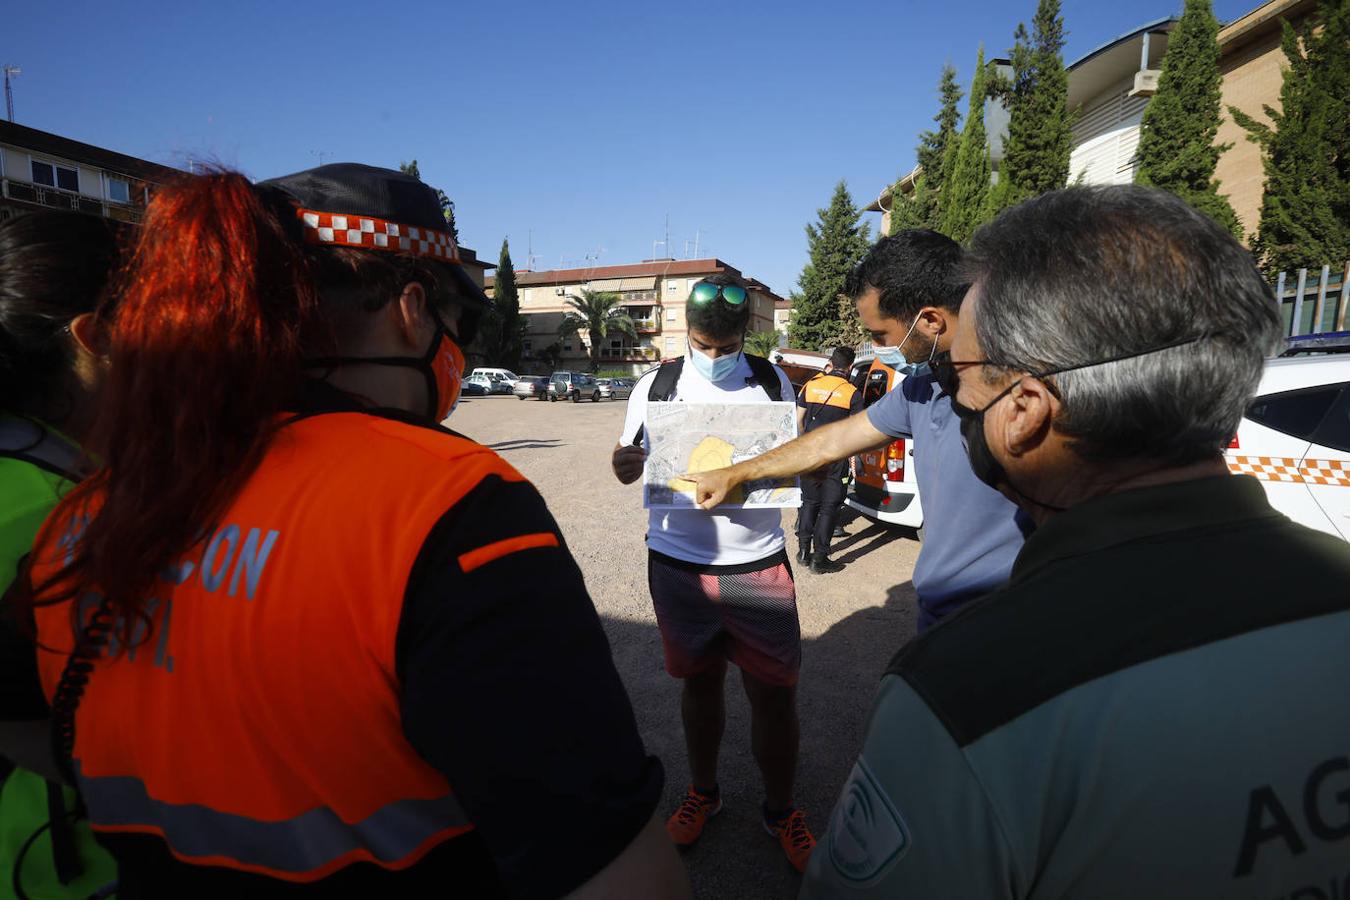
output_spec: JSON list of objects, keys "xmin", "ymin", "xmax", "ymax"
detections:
[
  {"xmin": 557, "ymin": 290, "xmax": 638, "ymax": 372},
  {"xmin": 744, "ymin": 330, "xmax": 783, "ymax": 358}
]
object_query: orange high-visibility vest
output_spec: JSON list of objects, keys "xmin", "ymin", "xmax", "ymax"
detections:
[
  {"xmin": 30, "ymin": 412, "xmax": 527, "ymax": 882},
  {"xmin": 798, "ymin": 372, "xmax": 857, "ymax": 413}
]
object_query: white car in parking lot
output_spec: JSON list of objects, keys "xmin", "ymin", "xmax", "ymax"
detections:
[
  {"xmin": 596, "ymin": 378, "xmax": 633, "ymax": 401},
  {"xmin": 1227, "ymin": 334, "xmax": 1350, "ymax": 540}
]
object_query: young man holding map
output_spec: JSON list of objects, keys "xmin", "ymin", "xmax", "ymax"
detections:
[{"xmin": 610, "ymin": 274, "xmax": 816, "ymax": 873}]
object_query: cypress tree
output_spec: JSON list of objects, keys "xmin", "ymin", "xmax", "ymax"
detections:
[
  {"xmin": 888, "ymin": 187, "xmax": 926, "ymax": 235},
  {"xmin": 477, "ymin": 239, "xmax": 526, "ymax": 368},
  {"xmin": 1230, "ymin": 0, "xmax": 1349, "ymax": 273},
  {"xmin": 789, "ymin": 181, "xmax": 871, "ymax": 350},
  {"xmin": 1134, "ymin": 0, "xmax": 1242, "ymax": 238},
  {"xmin": 398, "ymin": 158, "xmax": 459, "ymax": 240},
  {"xmin": 940, "ymin": 47, "xmax": 995, "ymax": 243},
  {"xmin": 993, "ymin": 0, "xmax": 1073, "ymax": 210},
  {"xmin": 823, "ymin": 291, "xmax": 867, "ymax": 350},
  {"xmin": 891, "ymin": 64, "xmax": 964, "ymax": 235},
  {"xmin": 493, "ymin": 238, "xmax": 525, "ymax": 369}
]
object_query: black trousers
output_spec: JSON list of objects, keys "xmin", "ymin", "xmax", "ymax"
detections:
[{"xmin": 796, "ymin": 460, "xmax": 848, "ymax": 556}]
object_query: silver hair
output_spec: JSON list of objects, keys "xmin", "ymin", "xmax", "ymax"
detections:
[{"xmin": 964, "ymin": 185, "xmax": 1283, "ymax": 465}]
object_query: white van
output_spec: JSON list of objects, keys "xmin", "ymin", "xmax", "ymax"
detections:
[{"xmin": 469, "ymin": 368, "xmax": 519, "ymax": 388}]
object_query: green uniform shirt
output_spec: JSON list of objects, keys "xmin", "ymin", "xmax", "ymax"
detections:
[
  {"xmin": 0, "ymin": 416, "xmax": 118, "ymax": 900},
  {"xmin": 804, "ymin": 474, "xmax": 1350, "ymax": 899}
]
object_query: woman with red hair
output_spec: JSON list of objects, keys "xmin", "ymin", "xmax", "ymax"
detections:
[{"xmin": 5, "ymin": 165, "xmax": 687, "ymax": 899}]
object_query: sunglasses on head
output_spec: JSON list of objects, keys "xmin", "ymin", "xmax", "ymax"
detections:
[{"xmin": 690, "ymin": 282, "xmax": 748, "ymax": 306}]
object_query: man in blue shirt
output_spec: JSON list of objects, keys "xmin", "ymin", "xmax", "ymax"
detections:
[{"xmin": 684, "ymin": 231, "xmax": 1029, "ymax": 630}]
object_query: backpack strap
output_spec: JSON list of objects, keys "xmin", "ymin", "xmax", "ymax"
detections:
[
  {"xmin": 629, "ymin": 359, "xmax": 685, "ymax": 446},
  {"xmin": 647, "ymin": 358, "xmax": 684, "ymax": 402},
  {"xmin": 744, "ymin": 354, "xmax": 783, "ymax": 402},
  {"xmin": 646, "ymin": 355, "xmax": 782, "ymax": 403}
]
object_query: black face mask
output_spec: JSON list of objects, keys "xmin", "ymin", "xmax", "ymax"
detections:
[
  {"xmin": 950, "ymin": 381, "xmax": 1016, "ymax": 485},
  {"xmin": 940, "ymin": 333, "xmax": 1216, "ymax": 512},
  {"xmin": 949, "ymin": 381, "xmax": 1069, "ymax": 512},
  {"xmin": 934, "ymin": 350, "xmax": 994, "ymax": 486},
  {"xmin": 305, "ymin": 306, "xmax": 465, "ymax": 422}
]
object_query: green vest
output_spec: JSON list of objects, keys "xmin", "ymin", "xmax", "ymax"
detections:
[{"xmin": 0, "ymin": 416, "xmax": 118, "ymax": 900}]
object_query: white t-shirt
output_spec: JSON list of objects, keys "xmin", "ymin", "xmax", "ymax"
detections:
[{"xmin": 619, "ymin": 352, "xmax": 794, "ymax": 566}]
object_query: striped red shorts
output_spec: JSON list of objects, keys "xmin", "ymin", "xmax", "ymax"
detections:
[{"xmin": 647, "ymin": 549, "xmax": 801, "ymax": 687}]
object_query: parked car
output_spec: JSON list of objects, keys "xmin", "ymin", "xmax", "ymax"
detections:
[
  {"xmin": 597, "ymin": 378, "xmax": 633, "ymax": 401},
  {"xmin": 549, "ymin": 371, "xmax": 601, "ymax": 403},
  {"xmin": 471, "ymin": 367, "xmax": 519, "ymax": 388},
  {"xmin": 512, "ymin": 375, "xmax": 550, "ymax": 401},
  {"xmin": 844, "ymin": 358, "xmax": 924, "ymax": 534},
  {"xmin": 1226, "ymin": 348, "xmax": 1350, "ymax": 541},
  {"xmin": 465, "ymin": 372, "xmax": 510, "ymax": 395},
  {"xmin": 461, "ymin": 379, "xmax": 489, "ymax": 397}
]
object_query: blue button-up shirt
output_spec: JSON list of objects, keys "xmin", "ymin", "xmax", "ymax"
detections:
[{"xmin": 866, "ymin": 372, "xmax": 1031, "ymax": 626}]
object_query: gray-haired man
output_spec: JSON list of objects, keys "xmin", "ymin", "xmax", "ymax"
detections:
[{"xmin": 804, "ymin": 186, "xmax": 1350, "ymax": 898}]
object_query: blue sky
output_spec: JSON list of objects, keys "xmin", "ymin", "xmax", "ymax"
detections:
[{"xmin": 7, "ymin": 0, "xmax": 1252, "ymax": 296}]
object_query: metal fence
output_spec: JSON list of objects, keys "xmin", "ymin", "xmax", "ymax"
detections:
[{"xmin": 1276, "ymin": 262, "xmax": 1349, "ymax": 337}]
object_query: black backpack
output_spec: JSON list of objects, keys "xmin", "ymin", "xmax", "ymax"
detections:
[
  {"xmin": 631, "ymin": 354, "xmax": 783, "ymax": 445},
  {"xmin": 646, "ymin": 354, "xmax": 783, "ymax": 402}
]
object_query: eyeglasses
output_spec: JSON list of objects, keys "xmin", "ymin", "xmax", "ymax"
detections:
[
  {"xmin": 934, "ymin": 334, "xmax": 1212, "ymax": 413},
  {"xmin": 689, "ymin": 282, "xmax": 748, "ymax": 306},
  {"xmin": 931, "ymin": 354, "xmax": 1012, "ymax": 400}
]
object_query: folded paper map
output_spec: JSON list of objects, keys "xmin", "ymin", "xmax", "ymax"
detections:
[{"xmin": 643, "ymin": 402, "xmax": 801, "ymax": 510}]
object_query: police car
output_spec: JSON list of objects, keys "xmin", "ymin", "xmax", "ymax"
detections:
[{"xmin": 1226, "ymin": 332, "xmax": 1350, "ymax": 540}]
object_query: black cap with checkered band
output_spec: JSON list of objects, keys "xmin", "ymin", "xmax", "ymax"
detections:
[{"xmin": 258, "ymin": 162, "xmax": 491, "ymax": 311}]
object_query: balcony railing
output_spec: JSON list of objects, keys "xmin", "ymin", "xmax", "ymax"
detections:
[
  {"xmin": 631, "ymin": 318, "xmax": 660, "ymax": 333},
  {"xmin": 2, "ymin": 177, "xmax": 145, "ymax": 223},
  {"xmin": 598, "ymin": 347, "xmax": 659, "ymax": 362}
]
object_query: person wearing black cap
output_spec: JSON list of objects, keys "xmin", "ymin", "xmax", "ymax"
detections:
[{"xmin": 1, "ymin": 165, "xmax": 688, "ymax": 898}]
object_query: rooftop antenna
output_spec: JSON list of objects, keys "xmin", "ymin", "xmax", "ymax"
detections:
[
  {"xmin": 527, "ymin": 228, "xmax": 541, "ymax": 270},
  {"xmin": 664, "ymin": 213, "xmax": 670, "ymax": 259},
  {"xmin": 693, "ymin": 228, "xmax": 705, "ymax": 259},
  {"xmin": 3, "ymin": 65, "xmax": 21, "ymax": 122},
  {"xmin": 310, "ymin": 149, "xmax": 331, "ymax": 166}
]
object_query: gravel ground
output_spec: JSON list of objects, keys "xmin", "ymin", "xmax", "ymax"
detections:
[{"xmin": 454, "ymin": 394, "xmax": 921, "ymax": 899}]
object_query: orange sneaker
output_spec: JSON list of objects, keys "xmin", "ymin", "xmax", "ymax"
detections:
[
  {"xmin": 764, "ymin": 807, "xmax": 816, "ymax": 872},
  {"xmin": 666, "ymin": 786, "xmax": 722, "ymax": 847}
]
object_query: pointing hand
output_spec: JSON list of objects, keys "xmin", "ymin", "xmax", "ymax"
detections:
[{"xmin": 679, "ymin": 467, "xmax": 740, "ymax": 510}]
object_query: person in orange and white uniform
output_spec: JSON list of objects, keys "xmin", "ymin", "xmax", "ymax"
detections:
[
  {"xmin": 793, "ymin": 347, "xmax": 862, "ymax": 573},
  {"xmin": 2, "ymin": 164, "xmax": 689, "ymax": 900}
]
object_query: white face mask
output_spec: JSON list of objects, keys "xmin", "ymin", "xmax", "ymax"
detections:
[
  {"xmin": 688, "ymin": 341, "xmax": 742, "ymax": 383},
  {"xmin": 874, "ymin": 314, "xmax": 935, "ymax": 375}
]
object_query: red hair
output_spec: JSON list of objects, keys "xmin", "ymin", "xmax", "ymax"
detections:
[{"xmin": 30, "ymin": 171, "xmax": 322, "ymax": 645}]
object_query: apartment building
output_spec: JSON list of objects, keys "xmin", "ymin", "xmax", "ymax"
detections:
[
  {"xmin": 487, "ymin": 258, "xmax": 784, "ymax": 375},
  {"xmin": 0, "ymin": 121, "xmax": 180, "ymax": 223},
  {"xmin": 773, "ymin": 296, "xmax": 794, "ymax": 343}
]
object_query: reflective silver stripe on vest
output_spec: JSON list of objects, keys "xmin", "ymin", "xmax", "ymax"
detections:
[{"xmin": 74, "ymin": 761, "xmax": 472, "ymax": 874}]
